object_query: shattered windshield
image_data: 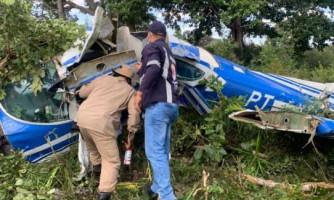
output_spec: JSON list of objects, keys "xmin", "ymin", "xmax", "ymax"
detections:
[{"xmin": 1, "ymin": 62, "xmax": 69, "ymax": 123}]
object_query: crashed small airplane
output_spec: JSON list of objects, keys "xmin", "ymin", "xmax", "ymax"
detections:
[{"xmin": 0, "ymin": 7, "xmax": 334, "ymax": 164}]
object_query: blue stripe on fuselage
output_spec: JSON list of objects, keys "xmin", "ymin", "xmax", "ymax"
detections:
[
  {"xmin": 27, "ymin": 134, "xmax": 78, "ymax": 162},
  {"xmin": 0, "ymin": 106, "xmax": 74, "ymax": 155},
  {"xmin": 266, "ymin": 74, "xmax": 321, "ymax": 95},
  {"xmin": 213, "ymin": 55, "xmax": 313, "ymax": 111},
  {"xmin": 62, "ymin": 53, "xmax": 82, "ymax": 67}
]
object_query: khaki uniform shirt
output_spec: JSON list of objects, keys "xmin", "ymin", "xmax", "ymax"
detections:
[{"xmin": 76, "ymin": 75, "xmax": 140, "ymax": 136}]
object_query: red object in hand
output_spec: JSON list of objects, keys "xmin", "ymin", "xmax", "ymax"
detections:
[{"xmin": 124, "ymin": 147, "xmax": 132, "ymax": 166}]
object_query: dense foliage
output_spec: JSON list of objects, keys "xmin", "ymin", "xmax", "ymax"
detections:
[
  {"xmin": 0, "ymin": 0, "xmax": 85, "ymax": 98},
  {"xmin": 151, "ymin": 0, "xmax": 334, "ymax": 60},
  {"xmin": 0, "ymin": 151, "xmax": 80, "ymax": 200},
  {"xmin": 36, "ymin": 0, "xmax": 334, "ymax": 61},
  {"xmin": 105, "ymin": 0, "xmax": 155, "ymax": 31}
]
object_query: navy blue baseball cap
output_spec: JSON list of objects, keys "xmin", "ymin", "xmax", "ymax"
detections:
[{"xmin": 148, "ymin": 21, "xmax": 167, "ymax": 37}]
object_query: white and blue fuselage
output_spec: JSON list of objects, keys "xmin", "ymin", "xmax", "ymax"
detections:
[{"xmin": 1, "ymin": 15, "xmax": 333, "ymax": 162}]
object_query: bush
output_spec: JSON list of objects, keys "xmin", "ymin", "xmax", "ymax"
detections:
[
  {"xmin": 172, "ymin": 77, "xmax": 244, "ymax": 164},
  {"xmin": 204, "ymin": 39, "xmax": 240, "ymax": 63},
  {"xmin": 298, "ymin": 46, "xmax": 334, "ymax": 70},
  {"xmin": 250, "ymin": 36, "xmax": 297, "ymax": 76},
  {"xmin": 297, "ymin": 63, "xmax": 334, "ymax": 83},
  {"xmin": 0, "ymin": 152, "xmax": 57, "ymax": 200}
]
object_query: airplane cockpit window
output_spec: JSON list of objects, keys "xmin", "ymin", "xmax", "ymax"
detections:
[
  {"xmin": 176, "ymin": 59, "xmax": 205, "ymax": 81},
  {"xmin": 1, "ymin": 62, "xmax": 69, "ymax": 123}
]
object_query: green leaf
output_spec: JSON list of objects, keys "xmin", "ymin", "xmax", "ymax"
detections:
[
  {"xmin": 205, "ymin": 129, "xmax": 215, "ymax": 135},
  {"xmin": 18, "ymin": 169, "xmax": 27, "ymax": 174},
  {"xmin": 218, "ymin": 148, "xmax": 227, "ymax": 156},
  {"xmin": 15, "ymin": 178, "xmax": 23, "ymax": 186},
  {"xmin": 204, "ymin": 145, "xmax": 214, "ymax": 156},
  {"xmin": 194, "ymin": 148, "xmax": 203, "ymax": 160},
  {"xmin": 240, "ymin": 142, "xmax": 250, "ymax": 150},
  {"xmin": 216, "ymin": 123, "xmax": 223, "ymax": 132},
  {"xmin": 45, "ymin": 167, "xmax": 59, "ymax": 190},
  {"xmin": 47, "ymin": 188, "xmax": 55, "ymax": 195},
  {"xmin": 2, "ymin": 0, "xmax": 14, "ymax": 5},
  {"xmin": 16, "ymin": 187, "xmax": 30, "ymax": 194},
  {"xmin": 195, "ymin": 129, "xmax": 201, "ymax": 135},
  {"xmin": 39, "ymin": 70, "xmax": 45, "ymax": 78}
]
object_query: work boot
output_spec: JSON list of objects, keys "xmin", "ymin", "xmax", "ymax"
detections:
[
  {"xmin": 92, "ymin": 164, "xmax": 101, "ymax": 180},
  {"xmin": 145, "ymin": 186, "xmax": 159, "ymax": 200},
  {"xmin": 97, "ymin": 192, "xmax": 111, "ymax": 200}
]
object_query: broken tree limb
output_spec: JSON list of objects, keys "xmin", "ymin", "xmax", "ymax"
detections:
[
  {"xmin": 65, "ymin": 0, "xmax": 95, "ymax": 15},
  {"xmin": 193, "ymin": 170, "xmax": 210, "ymax": 200},
  {"xmin": 241, "ymin": 173, "xmax": 288, "ymax": 189},
  {"xmin": 0, "ymin": 53, "xmax": 10, "ymax": 69},
  {"xmin": 252, "ymin": 150, "xmax": 268, "ymax": 159},
  {"xmin": 241, "ymin": 173, "xmax": 334, "ymax": 192},
  {"xmin": 203, "ymin": 170, "xmax": 210, "ymax": 200}
]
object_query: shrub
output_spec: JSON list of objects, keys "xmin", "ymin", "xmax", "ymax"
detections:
[
  {"xmin": 250, "ymin": 35, "xmax": 297, "ymax": 76},
  {"xmin": 204, "ymin": 39, "xmax": 240, "ymax": 63},
  {"xmin": 172, "ymin": 77, "xmax": 244, "ymax": 164}
]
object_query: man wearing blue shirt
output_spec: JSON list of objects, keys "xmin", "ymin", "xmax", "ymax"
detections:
[{"xmin": 134, "ymin": 21, "xmax": 179, "ymax": 200}]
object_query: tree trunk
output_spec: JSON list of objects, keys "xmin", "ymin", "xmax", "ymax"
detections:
[
  {"xmin": 111, "ymin": 11, "xmax": 118, "ymax": 45},
  {"xmin": 230, "ymin": 17, "xmax": 244, "ymax": 61},
  {"xmin": 85, "ymin": 0, "xmax": 98, "ymax": 12},
  {"xmin": 128, "ymin": 21, "xmax": 136, "ymax": 32},
  {"xmin": 65, "ymin": 0, "xmax": 95, "ymax": 15},
  {"xmin": 57, "ymin": 0, "xmax": 66, "ymax": 19}
]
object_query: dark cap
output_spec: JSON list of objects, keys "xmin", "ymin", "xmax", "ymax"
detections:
[{"xmin": 148, "ymin": 21, "xmax": 167, "ymax": 37}]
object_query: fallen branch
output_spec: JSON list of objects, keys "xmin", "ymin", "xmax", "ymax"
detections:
[
  {"xmin": 0, "ymin": 48, "xmax": 16, "ymax": 69},
  {"xmin": 252, "ymin": 150, "xmax": 268, "ymax": 159},
  {"xmin": 241, "ymin": 173, "xmax": 334, "ymax": 192},
  {"xmin": 193, "ymin": 170, "xmax": 210, "ymax": 200},
  {"xmin": 65, "ymin": 0, "xmax": 95, "ymax": 15},
  {"xmin": 0, "ymin": 53, "xmax": 10, "ymax": 69},
  {"xmin": 40, "ymin": 56, "xmax": 59, "ymax": 65}
]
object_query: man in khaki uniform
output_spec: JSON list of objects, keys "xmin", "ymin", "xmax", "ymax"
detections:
[{"xmin": 76, "ymin": 64, "xmax": 140, "ymax": 200}]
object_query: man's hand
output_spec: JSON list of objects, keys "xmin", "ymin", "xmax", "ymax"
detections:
[
  {"xmin": 135, "ymin": 62, "xmax": 142, "ymax": 70},
  {"xmin": 134, "ymin": 91, "xmax": 143, "ymax": 112},
  {"xmin": 125, "ymin": 132, "xmax": 135, "ymax": 149}
]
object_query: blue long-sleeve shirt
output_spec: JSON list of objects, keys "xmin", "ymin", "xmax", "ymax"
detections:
[{"xmin": 138, "ymin": 38, "xmax": 179, "ymax": 109}]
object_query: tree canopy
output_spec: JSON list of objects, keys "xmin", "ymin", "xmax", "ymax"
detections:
[
  {"xmin": 37, "ymin": 0, "xmax": 155, "ymax": 31},
  {"xmin": 106, "ymin": 0, "xmax": 155, "ymax": 31},
  {"xmin": 33, "ymin": 0, "xmax": 334, "ymax": 60},
  {"xmin": 151, "ymin": 0, "xmax": 334, "ymax": 59}
]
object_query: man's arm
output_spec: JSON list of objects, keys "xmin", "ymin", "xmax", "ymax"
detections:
[
  {"xmin": 138, "ymin": 46, "xmax": 162, "ymax": 94},
  {"xmin": 79, "ymin": 80, "xmax": 96, "ymax": 98},
  {"xmin": 127, "ymin": 94, "xmax": 141, "ymax": 133}
]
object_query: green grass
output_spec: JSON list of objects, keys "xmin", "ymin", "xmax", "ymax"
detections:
[{"xmin": 2, "ymin": 126, "xmax": 334, "ymax": 200}]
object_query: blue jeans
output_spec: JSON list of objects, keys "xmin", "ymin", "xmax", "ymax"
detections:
[{"xmin": 145, "ymin": 102, "xmax": 179, "ymax": 200}]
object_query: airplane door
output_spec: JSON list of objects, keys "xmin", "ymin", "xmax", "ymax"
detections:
[{"xmin": 176, "ymin": 59, "xmax": 212, "ymax": 115}]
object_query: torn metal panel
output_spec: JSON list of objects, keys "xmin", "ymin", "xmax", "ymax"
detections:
[
  {"xmin": 229, "ymin": 110, "xmax": 322, "ymax": 134},
  {"xmin": 61, "ymin": 6, "xmax": 104, "ymax": 68},
  {"xmin": 64, "ymin": 50, "xmax": 137, "ymax": 91},
  {"xmin": 116, "ymin": 26, "xmax": 147, "ymax": 59},
  {"xmin": 99, "ymin": 17, "xmax": 115, "ymax": 48}
]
